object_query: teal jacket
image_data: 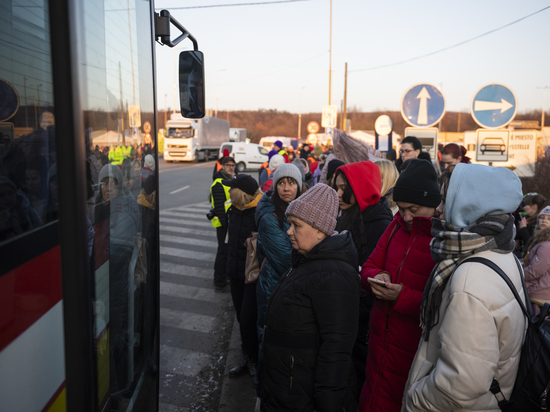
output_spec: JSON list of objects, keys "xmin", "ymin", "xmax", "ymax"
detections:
[{"xmin": 255, "ymin": 190, "xmax": 292, "ymax": 339}]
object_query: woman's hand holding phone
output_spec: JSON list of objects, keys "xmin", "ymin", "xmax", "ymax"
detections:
[{"xmin": 368, "ymin": 272, "xmax": 403, "ymax": 302}]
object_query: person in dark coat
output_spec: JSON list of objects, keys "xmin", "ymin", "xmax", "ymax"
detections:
[
  {"xmin": 261, "ymin": 184, "xmax": 361, "ymax": 412},
  {"xmin": 333, "ymin": 161, "xmax": 393, "ymax": 398},
  {"xmin": 256, "ymin": 164, "xmax": 303, "ymax": 340},
  {"xmin": 223, "ymin": 174, "xmax": 263, "ymax": 386},
  {"xmin": 359, "ymin": 159, "xmax": 440, "ymax": 412}
]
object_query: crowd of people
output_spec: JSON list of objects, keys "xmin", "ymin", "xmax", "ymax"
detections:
[{"xmin": 209, "ymin": 137, "xmax": 548, "ymax": 412}]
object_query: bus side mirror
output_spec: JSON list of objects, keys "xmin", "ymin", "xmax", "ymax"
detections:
[{"xmin": 179, "ymin": 50, "xmax": 205, "ymax": 119}]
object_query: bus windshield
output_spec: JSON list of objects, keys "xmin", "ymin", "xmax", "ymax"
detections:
[{"xmin": 167, "ymin": 127, "xmax": 193, "ymax": 138}]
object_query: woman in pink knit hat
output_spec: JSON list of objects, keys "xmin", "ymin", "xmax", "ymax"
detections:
[{"xmin": 260, "ymin": 184, "xmax": 361, "ymax": 412}]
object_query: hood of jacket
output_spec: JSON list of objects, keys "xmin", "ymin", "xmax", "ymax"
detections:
[
  {"xmin": 445, "ymin": 163, "xmax": 522, "ymax": 228},
  {"xmin": 338, "ymin": 161, "xmax": 381, "ymax": 212},
  {"xmin": 362, "ymin": 196, "xmax": 393, "ymax": 224},
  {"xmin": 256, "ymin": 190, "xmax": 276, "ymax": 226},
  {"xmin": 292, "ymin": 230, "xmax": 358, "ymax": 270}
]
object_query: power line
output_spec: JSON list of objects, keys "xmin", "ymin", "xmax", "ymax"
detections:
[
  {"xmin": 350, "ymin": 5, "xmax": 550, "ymax": 73},
  {"xmin": 156, "ymin": 0, "xmax": 311, "ymax": 10}
]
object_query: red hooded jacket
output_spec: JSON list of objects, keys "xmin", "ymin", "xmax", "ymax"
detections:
[
  {"xmin": 337, "ymin": 161, "xmax": 381, "ymax": 212},
  {"xmin": 359, "ymin": 214, "xmax": 436, "ymax": 412}
]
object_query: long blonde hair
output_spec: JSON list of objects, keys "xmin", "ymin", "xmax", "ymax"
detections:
[
  {"xmin": 375, "ymin": 159, "xmax": 399, "ymax": 212},
  {"xmin": 231, "ymin": 187, "xmax": 262, "ymax": 208}
]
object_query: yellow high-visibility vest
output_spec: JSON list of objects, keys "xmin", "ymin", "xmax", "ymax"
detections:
[{"xmin": 210, "ymin": 178, "xmax": 231, "ymax": 228}]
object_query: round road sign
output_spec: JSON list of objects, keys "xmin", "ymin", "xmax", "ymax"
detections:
[
  {"xmin": 400, "ymin": 83, "xmax": 445, "ymax": 128},
  {"xmin": 143, "ymin": 121, "xmax": 152, "ymax": 134},
  {"xmin": 374, "ymin": 115, "xmax": 392, "ymax": 136},
  {"xmin": 470, "ymin": 83, "xmax": 517, "ymax": 129},
  {"xmin": 0, "ymin": 79, "xmax": 19, "ymax": 122},
  {"xmin": 307, "ymin": 121, "xmax": 320, "ymax": 134}
]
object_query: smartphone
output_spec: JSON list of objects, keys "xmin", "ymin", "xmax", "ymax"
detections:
[{"xmin": 367, "ymin": 277, "xmax": 387, "ymax": 288}]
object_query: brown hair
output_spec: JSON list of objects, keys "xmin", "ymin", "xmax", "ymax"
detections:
[
  {"xmin": 231, "ymin": 187, "xmax": 262, "ymax": 208},
  {"xmin": 524, "ymin": 194, "xmax": 548, "ymax": 226},
  {"xmin": 222, "ymin": 156, "xmax": 235, "ymax": 165},
  {"xmin": 442, "ymin": 143, "xmax": 467, "ymax": 159}
]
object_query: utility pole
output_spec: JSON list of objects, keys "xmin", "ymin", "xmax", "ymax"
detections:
[
  {"xmin": 343, "ymin": 63, "xmax": 348, "ymax": 131},
  {"xmin": 298, "ymin": 87, "xmax": 305, "ymax": 138},
  {"xmin": 164, "ymin": 93, "xmax": 167, "ymax": 128},
  {"xmin": 537, "ymin": 86, "xmax": 549, "ymax": 132},
  {"xmin": 457, "ymin": 111, "xmax": 461, "ymax": 133},
  {"xmin": 119, "ymin": 62, "xmax": 125, "ymax": 144},
  {"xmin": 328, "ymin": 0, "xmax": 332, "ymax": 105}
]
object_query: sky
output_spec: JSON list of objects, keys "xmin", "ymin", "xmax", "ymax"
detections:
[{"xmin": 154, "ymin": 0, "xmax": 550, "ymax": 116}]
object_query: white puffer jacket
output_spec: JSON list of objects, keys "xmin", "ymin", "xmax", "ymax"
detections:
[{"xmin": 402, "ymin": 250, "xmax": 527, "ymax": 412}]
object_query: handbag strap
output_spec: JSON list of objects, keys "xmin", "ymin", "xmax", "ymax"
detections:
[{"xmin": 462, "ymin": 256, "xmax": 533, "ymax": 320}]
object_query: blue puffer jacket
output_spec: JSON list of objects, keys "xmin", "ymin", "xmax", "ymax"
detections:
[{"xmin": 255, "ymin": 190, "xmax": 292, "ymax": 339}]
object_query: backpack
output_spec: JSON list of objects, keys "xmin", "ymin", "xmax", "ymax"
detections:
[{"xmin": 464, "ymin": 256, "xmax": 550, "ymax": 412}]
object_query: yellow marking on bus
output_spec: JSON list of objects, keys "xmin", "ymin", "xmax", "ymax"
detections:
[{"xmin": 47, "ymin": 387, "xmax": 66, "ymax": 412}]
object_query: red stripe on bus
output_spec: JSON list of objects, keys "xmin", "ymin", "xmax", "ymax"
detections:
[
  {"xmin": 0, "ymin": 246, "xmax": 62, "ymax": 352},
  {"xmin": 40, "ymin": 380, "xmax": 66, "ymax": 412}
]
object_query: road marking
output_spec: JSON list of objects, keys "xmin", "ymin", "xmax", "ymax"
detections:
[
  {"xmin": 160, "ymin": 308, "xmax": 216, "ymax": 333},
  {"xmin": 160, "ymin": 246, "xmax": 214, "ymax": 261},
  {"xmin": 160, "ymin": 217, "xmax": 213, "ymax": 228},
  {"xmin": 160, "ymin": 262, "xmax": 213, "ymax": 279},
  {"xmin": 160, "ymin": 234, "xmax": 218, "ymax": 249},
  {"xmin": 160, "ymin": 281, "xmax": 218, "ymax": 303},
  {"xmin": 159, "ymin": 345, "xmax": 213, "ymax": 376},
  {"xmin": 160, "ymin": 211, "xmax": 217, "ymax": 222},
  {"xmin": 169, "ymin": 185, "xmax": 190, "ymax": 195},
  {"xmin": 159, "ymin": 225, "xmax": 216, "ymax": 238}
]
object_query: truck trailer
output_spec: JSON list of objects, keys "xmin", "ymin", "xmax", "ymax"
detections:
[
  {"xmin": 164, "ymin": 114, "xmax": 229, "ymax": 162},
  {"xmin": 229, "ymin": 128, "xmax": 247, "ymax": 142}
]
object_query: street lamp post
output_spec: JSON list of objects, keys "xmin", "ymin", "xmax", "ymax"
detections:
[
  {"xmin": 215, "ymin": 69, "xmax": 226, "ymax": 118},
  {"xmin": 165, "ymin": 93, "xmax": 168, "ymax": 128},
  {"xmin": 328, "ymin": 0, "xmax": 332, "ymax": 105},
  {"xmin": 298, "ymin": 87, "xmax": 305, "ymax": 139}
]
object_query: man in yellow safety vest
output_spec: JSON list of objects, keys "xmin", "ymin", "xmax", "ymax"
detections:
[{"xmin": 210, "ymin": 156, "xmax": 235, "ymax": 292}]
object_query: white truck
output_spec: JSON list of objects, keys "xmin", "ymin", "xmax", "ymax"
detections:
[
  {"xmin": 229, "ymin": 128, "xmax": 247, "ymax": 142},
  {"xmin": 164, "ymin": 114, "xmax": 229, "ymax": 162}
]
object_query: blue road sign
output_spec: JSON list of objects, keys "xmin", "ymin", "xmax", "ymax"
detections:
[
  {"xmin": 400, "ymin": 83, "xmax": 445, "ymax": 127},
  {"xmin": 0, "ymin": 79, "xmax": 20, "ymax": 122},
  {"xmin": 470, "ymin": 83, "xmax": 517, "ymax": 129}
]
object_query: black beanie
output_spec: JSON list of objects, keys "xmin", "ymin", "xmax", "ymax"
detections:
[
  {"xmin": 327, "ymin": 160, "xmax": 345, "ymax": 181},
  {"xmin": 393, "ymin": 159, "xmax": 441, "ymax": 208}
]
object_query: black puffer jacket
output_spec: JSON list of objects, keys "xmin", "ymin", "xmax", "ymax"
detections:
[
  {"xmin": 261, "ymin": 231, "xmax": 361, "ymax": 412},
  {"xmin": 211, "ymin": 170, "xmax": 231, "ymax": 229},
  {"xmin": 226, "ymin": 202, "xmax": 258, "ymax": 282}
]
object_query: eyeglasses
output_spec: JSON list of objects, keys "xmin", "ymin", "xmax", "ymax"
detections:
[
  {"xmin": 224, "ymin": 164, "xmax": 236, "ymax": 168},
  {"xmin": 400, "ymin": 149, "xmax": 414, "ymax": 154}
]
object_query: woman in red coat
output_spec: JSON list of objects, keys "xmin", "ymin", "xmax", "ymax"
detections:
[{"xmin": 359, "ymin": 159, "xmax": 441, "ymax": 412}]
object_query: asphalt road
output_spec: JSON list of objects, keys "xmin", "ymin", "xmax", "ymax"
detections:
[{"xmin": 157, "ymin": 159, "xmax": 257, "ymax": 412}]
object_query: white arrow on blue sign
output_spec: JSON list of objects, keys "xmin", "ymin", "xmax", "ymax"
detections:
[
  {"xmin": 470, "ymin": 83, "xmax": 517, "ymax": 129},
  {"xmin": 400, "ymin": 83, "xmax": 445, "ymax": 128}
]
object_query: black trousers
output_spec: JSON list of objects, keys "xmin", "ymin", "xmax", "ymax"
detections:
[
  {"xmin": 230, "ymin": 278, "xmax": 259, "ymax": 363},
  {"xmin": 214, "ymin": 226, "xmax": 228, "ymax": 286}
]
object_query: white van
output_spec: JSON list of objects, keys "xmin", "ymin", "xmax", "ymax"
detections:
[{"xmin": 219, "ymin": 142, "xmax": 269, "ymax": 172}]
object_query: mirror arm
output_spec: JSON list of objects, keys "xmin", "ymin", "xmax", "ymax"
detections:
[{"xmin": 155, "ymin": 10, "xmax": 199, "ymax": 50}]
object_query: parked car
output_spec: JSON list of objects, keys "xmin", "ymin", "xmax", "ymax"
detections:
[{"xmin": 219, "ymin": 142, "xmax": 269, "ymax": 172}]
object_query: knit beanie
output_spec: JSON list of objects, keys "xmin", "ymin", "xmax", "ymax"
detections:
[
  {"xmin": 327, "ymin": 159, "xmax": 345, "ymax": 182},
  {"xmin": 313, "ymin": 145, "xmax": 323, "ymax": 156},
  {"xmin": 269, "ymin": 154, "xmax": 285, "ymax": 171},
  {"xmin": 274, "ymin": 140, "xmax": 283, "ymax": 150},
  {"xmin": 273, "ymin": 163, "xmax": 303, "ymax": 192},
  {"xmin": 286, "ymin": 184, "xmax": 339, "ymax": 236},
  {"xmin": 540, "ymin": 206, "xmax": 550, "ymax": 217},
  {"xmin": 393, "ymin": 159, "xmax": 440, "ymax": 208},
  {"xmin": 292, "ymin": 159, "xmax": 306, "ymax": 182},
  {"xmin": 268, "ymin": 150, "xmax": 278, "ymax": 160},
  {"xmin": 144, "ymin": 154, "xmax": 155, "ymax": 171}
]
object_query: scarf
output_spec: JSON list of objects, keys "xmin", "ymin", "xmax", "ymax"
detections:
[{"xmin": 420, "ymin": 214, "xmax": 515, "ymax": 341}]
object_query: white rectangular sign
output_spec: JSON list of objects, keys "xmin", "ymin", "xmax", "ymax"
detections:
[
  {"xmin": 322, "ymin": 105, "xmax": 337, "ymax": 128},
  {"xmin": 465, "ymin": 130, "xmax": 537, "ymax": 177},
  {"xmin": 476, "ymin": 129, "xmax": 510, "ymax": 162},
  {"xmin": 404, "ymin": 127, "xmax": 438, "ymax": 162},
  {"xmin": 129, "ymin": 105, "xmax": 141, "ymax": 128}
]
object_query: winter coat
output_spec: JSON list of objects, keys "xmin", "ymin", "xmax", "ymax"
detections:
[
  {"xmin": 255, "ymin": 190, "xmax": 292, "ymax": 338},
  {"xmin": 262, "ymin": 178, "xmax": 274, "ymax": 193},
  {"xmin": 523, "ymin": 227, "xmax": 550, "ymax": 301},
  {"xmin": 402, "ymin": 251, "xmax": 527, "ymax": 411},
  {"xmin": 261, "ymin": 231, "xmax": 361, "ymax": 412},
  {"xmin": 211, "ymin": 170, "xmax": 232, "ymax": 229},
  {"xmin": 359, "ymin": 214, "xmax": 436, "ymax": 412},
  {"xmin": 226, "ymin": 194, "xmax": 260, "ymax": 282}
]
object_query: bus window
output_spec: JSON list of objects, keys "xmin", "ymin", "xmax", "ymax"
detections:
[{"xmin": 80, "ymin": 0, "xmax": 159, "ymax": 409}]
